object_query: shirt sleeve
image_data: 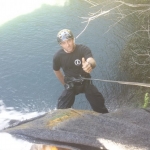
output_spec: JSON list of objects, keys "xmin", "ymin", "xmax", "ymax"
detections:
[
  {"xmin": 53, "ymin": 53, "xmax": 61, "ymax": 71},
  {"xmin": 81, "ymin": 45, "xmax": 93, "ymax": 60}
]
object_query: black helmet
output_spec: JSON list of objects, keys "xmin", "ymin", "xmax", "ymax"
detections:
[{"xmin": 57, "ymin": 29, "xmax": 74, "ymax": 44}]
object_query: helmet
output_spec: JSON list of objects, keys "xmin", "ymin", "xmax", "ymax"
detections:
[{"xmin": 57, "ymin": 29, "xmax": 74, "ymax": 43}]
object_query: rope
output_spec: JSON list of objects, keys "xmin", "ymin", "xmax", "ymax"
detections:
[
  {"xmin": 81, "ymin": 77, "xmax": 150, "ymax": 88},
  {"xmin": 66, "ymin": 76, "xmax": 150, "ymax": 88}
]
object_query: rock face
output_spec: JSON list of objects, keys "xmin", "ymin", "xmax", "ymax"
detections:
[{"xmin": 2, "ymin": 108, "xmax": 150, "ymax": 150}]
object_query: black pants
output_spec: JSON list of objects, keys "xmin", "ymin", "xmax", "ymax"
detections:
[{"xmin": 57, "ymin": 81, "xmax": 108, "ymax": 113}]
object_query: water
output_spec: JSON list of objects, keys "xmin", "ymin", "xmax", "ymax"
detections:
[
  {"xmin": 0, "ymin": 0, "xmax": 133, "ymax": 149},
  {"xmin": 0, "ymin": 0, "xmax": 94, "ymax": 111},
  {"xmin": 0, "ymin": 0, "xmax": 128, "ymax": 111},
  {"xmin": 0, "ymin": 100, "xmax": 45, "ymax": 150}
]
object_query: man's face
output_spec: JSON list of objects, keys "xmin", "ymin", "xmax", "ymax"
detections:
[{"xmin": 60, "ymin": 38, "xmax": 75, "ymax": 53}]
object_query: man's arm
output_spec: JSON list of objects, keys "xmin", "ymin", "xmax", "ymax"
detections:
[
  {"xmin": 82, "ymin": 57, "xmax": 96, "ymax": 73},
  {"xmin": 53, "ymin": 70, "xmax": 65, "ymax": 85}
]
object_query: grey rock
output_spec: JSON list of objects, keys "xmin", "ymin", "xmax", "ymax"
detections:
[{"xmin": 2, "ymin": 108, "xmax": 150, "ymax": 150}]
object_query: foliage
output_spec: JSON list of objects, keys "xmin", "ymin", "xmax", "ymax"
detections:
[
  {"xmin": 120, "ymin": 38, "xmax": 150, "ymax": 82},
  {"xmin": 143, "ymin": 93, "xmax": 150, "ymax": 108},
  {"xmin": 82, "ymin": 0, "xmax": 150, "ymax": 107},
  {"xmin": 82, "ymin": 0, "xmax": 150, "ymax": 82}
]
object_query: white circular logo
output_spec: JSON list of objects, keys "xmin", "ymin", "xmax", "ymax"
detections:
[{"xmin": 74, "ymin": 59, "xmax": 81, "ymax": 66}]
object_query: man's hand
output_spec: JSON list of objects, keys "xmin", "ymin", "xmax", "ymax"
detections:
[
  {"xmin": 54, "ymin": 70, "xmax": 65, "ymax": 85},
  {"xmin": 82, "ymin": 57, "xmax": 93, "ymax": 73}
]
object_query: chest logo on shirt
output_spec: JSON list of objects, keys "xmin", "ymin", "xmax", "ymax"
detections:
[{"xmin": 74, "ymin": 59, "xmax": 81, "ymax": 66}]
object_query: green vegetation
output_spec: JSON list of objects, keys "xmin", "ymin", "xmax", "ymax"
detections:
[
  {"xmin": 118, "ymin": 1, "xmax": 150, "ymax": 105},
  {"xmin": 83, "ymin": 0, "xmax": 150, "ymax": 107},
  {"xmin": 143, "ymin": 93, "xmax": 150, "ymax": 108}
]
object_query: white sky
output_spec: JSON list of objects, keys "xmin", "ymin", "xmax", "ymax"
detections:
[{"xmin": 0, "ymin": 0, "xmax": 69, "ymax": 25}]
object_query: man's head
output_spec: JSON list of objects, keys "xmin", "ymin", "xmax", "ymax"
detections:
[{"xmin": 57, "ymin": 29, "xmax": 75, "ymax": 53}]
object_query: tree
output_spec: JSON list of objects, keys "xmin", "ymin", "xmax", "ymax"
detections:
[
  {"xmin": 79, "ymin": 0, "xmax": 150, "ymax": 82},
  {"xmin": 80, "ymin": 0, "xmax": 150, "ymax": 107}
]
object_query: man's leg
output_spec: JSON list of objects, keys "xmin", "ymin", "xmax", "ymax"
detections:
[
  {"xmin": 85, "ymin": 83, "xmax": 108, "ymax": 113},
  {"xmin": 57, "ymin": 89, "xmax": 75, "ymax": 109}
]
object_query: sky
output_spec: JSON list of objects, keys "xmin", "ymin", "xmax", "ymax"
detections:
[{"xmin": 0, "ymin": 0, "xmax": 69, "ymax": 26}]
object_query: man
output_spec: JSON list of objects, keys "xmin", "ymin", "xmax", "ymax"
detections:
[{"xmin": 53, "ymin": 29, "xmax": 108, "ymax": 113}]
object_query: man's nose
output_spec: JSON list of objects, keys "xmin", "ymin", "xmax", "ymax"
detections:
[{"xmin": 66, "ymin": 41, "xmax": 69, "ymax": 46}]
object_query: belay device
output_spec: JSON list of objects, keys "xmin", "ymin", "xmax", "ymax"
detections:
[{"xmin": 64, "ymin": 75, "xmax": 84, "ymax": 90}]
